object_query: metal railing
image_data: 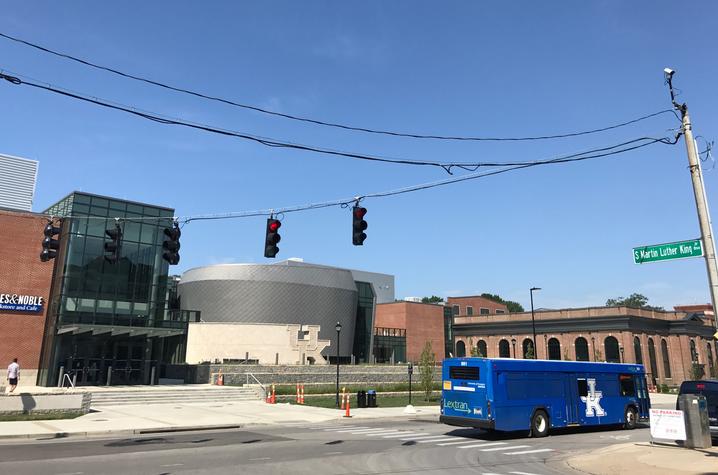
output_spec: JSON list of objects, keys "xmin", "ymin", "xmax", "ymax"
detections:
[
  {"xmin": 61, "ymin": 373, "xmax": 75, "ymax": 390},
  {"xmin": 245, "ymin": 372, "xmax": 267, "ymax": 399}
]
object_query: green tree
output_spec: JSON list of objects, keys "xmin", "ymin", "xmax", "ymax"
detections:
[
  {"xmin": 605, "ymin": 293, "xmax": 664, "ymax": 311},
  {"xmin": 524, "ymin": 342, "xmax": 535, "ymax": 359},
  {"xmin": 480, "ymin": 293, "xmax": 524, "ymax": 313},
  {"xmin": 421, "ymin": 295, "xmax": 444, "ymax": 304},
  {"xmin": 419, "ymin": 341, "xmax": 436, "ymax": 401}
]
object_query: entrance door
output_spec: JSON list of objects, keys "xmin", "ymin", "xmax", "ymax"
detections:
[{"xmin": 565, "ymin": 375, "xmax": 580, "ymax": 425}]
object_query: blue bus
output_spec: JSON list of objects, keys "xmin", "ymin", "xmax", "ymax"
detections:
[{"xmin": 440, "ymin": 358, "xmax": 650, "ymax": 437}]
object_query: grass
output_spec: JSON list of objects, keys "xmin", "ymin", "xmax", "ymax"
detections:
[
  {"xmin": 264, "ymin": 382, "xmax": 442, "ymax": 396},
  {"xmin": 0, "ymin": 411, "xmax": 84, "ymax": 422},
  {"xmin": 277, "ymin": 393, "xmax": 441, "ymax": 409}
]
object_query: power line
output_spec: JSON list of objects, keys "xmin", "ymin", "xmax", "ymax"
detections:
[
  {"xmin": 0, "ymin": 31, "xmax": 679, "ymax": 142},
  {"xmin": 0, "ymin": 70, "xmax": 678, "ymax": 174}
]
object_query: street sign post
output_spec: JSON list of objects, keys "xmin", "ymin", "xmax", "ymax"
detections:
[{"xmin": 633, "ymin": 239, "xmax": 703, "ymax": 264}]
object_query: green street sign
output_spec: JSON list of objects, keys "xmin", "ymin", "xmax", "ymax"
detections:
[{"xmin": 633, "ymin": 239, "xmax": 703, "ymax": 264}]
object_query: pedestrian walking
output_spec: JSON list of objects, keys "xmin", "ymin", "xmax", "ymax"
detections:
[{"xmin": 7, "ymin": 358, "xmax": 19, "ymax": 393}]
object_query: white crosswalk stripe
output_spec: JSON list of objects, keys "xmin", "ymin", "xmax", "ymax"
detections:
[
  {"xmin": 400, "ymin": 434, "xmax": 452, "ymax": 441},
  {"xmin": 323, "ymin": 426, "xmax": 369, "ymax": 431},
  {"xmin": 382, "ymin": 432, "xmax": 429, "ymax": 438},
  {"xmin": 480, "ymin": 445, "xmax": 531, "ymax": 452},
  {"xmin": 509, "ymin": 471, "xmax": 542, "ymax": 475},
  {"xmin": 364, "ymin": 431, "xmax": 404, "ymax": 436},
  {"xmin": 458, "ymin": 442, "xmax": 508, "ymax": 449},
  {"xmin": 348, "ymin": 428, "xmax": 397, "ymax": 434},
  {"xmin": 436, "ymin": 439, "xmax": 480, "ymax": 446},
  {"xmin": 504, "ymin": 448, "xmax": 554, "ymax": 455},
  {"xmin": 418, "ymin": 437, "xmax": 465, "ymax": 444}
]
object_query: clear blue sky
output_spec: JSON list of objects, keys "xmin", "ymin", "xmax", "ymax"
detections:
[{"xmin": 2, "ymin": 2, "xmax": 717, "ymax": 310}]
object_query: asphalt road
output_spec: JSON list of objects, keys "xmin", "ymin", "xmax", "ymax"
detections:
[{"xmin": 0, "ymin": 416, "xmax": 653, "ymax": 475}]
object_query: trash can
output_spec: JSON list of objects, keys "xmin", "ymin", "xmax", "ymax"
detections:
[
  {"xmin": 367, "ymin": 390, "xmax": 377, "ymax": 408},
  {"xmin": 357, "ymin": 390, "xmax": 367, "ymax": 408},
  {"xmin": 679, "ymin": 394, "xmax": 712, "ymax": 449}
]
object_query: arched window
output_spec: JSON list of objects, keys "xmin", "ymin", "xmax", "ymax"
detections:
[
  {"xmin": 661, "ymin": 339, "xmax": 671, "ymax": 378},
  {"xmin": 707, "ymin": 343, "xmax": 715, "ymax": 377},
  {"xmin": 522, "ymin": 338, "xmax": 535, "ymax": 359},
  {"xmin": 633, "ymin": 336, "xmax": 643, "ymax": 365},
  {"xmin": 604, "ymin": 336, "xmax": 620, "ymax": 363},
  {"xmin": 456, "ymin": 340, "xmax": 466, "ymax": 357},
  {"xmin": 648, "ymin": 338, "xmax": 658, "ymax": 382},
  {"xmin": 548, "ymin": 338, "xmax": 561, "ymax": 360},
  {"xmin": 690, "ymin": 340, "xmax": 698, "ymax": 363},
  {"xmin": 498, "ymin": 339, "xmax": 510, "ymax": 358},
  {"xmin": 575, "ymin": 337, "xmax": 589, "ymax": 361},
  {"xmin": 478, "ymin": 340, "xmax": 487, "ymax": 358}
]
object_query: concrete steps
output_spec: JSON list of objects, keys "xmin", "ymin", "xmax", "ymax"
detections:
[{"xmin": 88, "ymin": 386, "xmax": 263, "ymax": 407}]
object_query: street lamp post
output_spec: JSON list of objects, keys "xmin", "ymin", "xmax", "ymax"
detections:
[
  {"xmin": 335, "ymin": 322, "xmax": 342, "ymax": 408},
  {"xmin": 530, "ymin": 287, "xmax": 541, "ymax": 359},
  {"xmin": 511, "ymin": 338, "xmax": 516, "ymax": 359},
  {"xmin": 620, "ymin": 346, "xmax": 624, "ymax": 363}
]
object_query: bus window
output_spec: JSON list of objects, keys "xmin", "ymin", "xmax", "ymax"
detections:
[
  {"xmin": 577, "ymin": 379, "xmax": 588, "ymax": 397},
  {"xmin": 449, "ymin": 366, "xmax": 480, "ymax": 380},
  {"xmin": 619, "ymin": 374, "xmax": 636, "ymax": 397}
]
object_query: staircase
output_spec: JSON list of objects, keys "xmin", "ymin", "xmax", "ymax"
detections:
[{"xmin": 88, "ymin": 385, "xmax": 263, "ymax": 407}]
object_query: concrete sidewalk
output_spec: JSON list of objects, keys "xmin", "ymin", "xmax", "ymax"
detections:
[
  {"xmin": 0, "ymin": 400, "xmax": 440, "ymax": 440},
  {"xmin": 564, "ymin": 442, "xmax": 718, "ymax": 475}
]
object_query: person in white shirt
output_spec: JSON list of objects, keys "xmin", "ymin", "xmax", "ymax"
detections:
[{"xmin": 7, "ymin": 358, "xmax": 19, "ymax": 393}]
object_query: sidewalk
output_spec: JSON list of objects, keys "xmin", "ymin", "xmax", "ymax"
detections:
[
  {"xmin": 0, "ymin": 399, "xmax": 440, "ymax": 440},
  {"xmin": 564, "ymin": 442, "xmax": 718, "ymax": 475}
]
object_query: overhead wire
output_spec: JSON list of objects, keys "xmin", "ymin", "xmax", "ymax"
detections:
[{"xmin": 0, "ymin": 31, "xmax": 679, "ymax": 142}]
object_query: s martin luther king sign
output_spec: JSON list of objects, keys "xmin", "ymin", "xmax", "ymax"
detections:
[{"xmin": 0, "ymin": 293, "xmax": 44, "ymax": 313}]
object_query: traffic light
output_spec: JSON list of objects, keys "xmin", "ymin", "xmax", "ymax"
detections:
[
  {"xmin": 264, "ymin": 218, "xmax": 281, "ymax": 258},
  {"xmin": 352, "ymin": 206, "xmax": 367, "ymax": 246},
  {"xmin": 162, "ymin": 222, "xmax": 181, "ymax": 265},
  {"xmin": 103, "ymin": 223, "xmax": 123, "ymax": 264},
  {"xmin": 40, "ymin": 220, "xmax": 61, "ymax": 262}
]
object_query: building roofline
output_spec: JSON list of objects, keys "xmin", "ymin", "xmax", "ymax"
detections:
[
  {"xmin": 44, "ymin": 191, "xmax": 174, "ymax": 213},
  {"xmin": 378, "ymin": 300, "xmax": 446, "ymax": 307}
]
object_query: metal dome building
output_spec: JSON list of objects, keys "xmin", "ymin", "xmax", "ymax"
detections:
[{"xmin": 178, "ymin": 259, "xmax": 394, "ymax": 363}]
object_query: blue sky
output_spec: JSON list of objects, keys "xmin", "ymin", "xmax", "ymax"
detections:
[{"xmin": 2, "ymin": 2, "xmax": 718, "ymax": 310}]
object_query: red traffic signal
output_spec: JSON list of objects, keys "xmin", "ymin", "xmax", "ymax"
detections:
[
  {"xmin": 264, "ymin": 218, "xmax": 282, "ymax": 258},
  {"xmin": 352, "ymin": 206, "xmax": 367, "ymax": 246}
]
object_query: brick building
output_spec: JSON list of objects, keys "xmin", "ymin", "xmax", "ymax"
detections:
[
  {"xmin": 0, "ymin": 208, "xmax": 55, "ymax": 384},
  {"xmin": 452, "ymin": 305, "xmax": 717, "ymax": 387},
  {"xmin": 374, "ymin": 301, "xmax": 450, "ymax": 362},
  {"xmin": 446, "ymin": 295, "xmax": 509, "ymax": 317}
]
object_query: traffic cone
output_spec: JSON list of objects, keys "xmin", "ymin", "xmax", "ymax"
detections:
[
  {"xmin": 217, "ymin": 369, "xmax": 224, "ymax": 386},
  {"xmin": 299, "ymin": 384, "xmax": 305, "ymax": 404},
  {"xmin": 271, "ymin": 384, "xmax": 276, "ymax": 404},
  {"xmin": 343, "ymin": 396, "xmax": 352, "ymax": 418},
  {"xmin": 296, "ymin": 384, "xmax": 300, "ymax": 404}
]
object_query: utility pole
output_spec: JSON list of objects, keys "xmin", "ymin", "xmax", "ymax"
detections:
[{"xmin": 666, "ymin": 68, "xmax": 718, "ymax": 331}]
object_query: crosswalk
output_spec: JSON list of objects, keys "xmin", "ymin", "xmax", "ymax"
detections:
[{"xmin": 287, "ymin": 423, "xmax": 555, "ymax": 459}]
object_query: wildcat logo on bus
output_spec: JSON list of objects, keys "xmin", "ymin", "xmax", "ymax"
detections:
[
  {"xmin": 580, "ymin": 378, "xmax": 606, "ymax": 417},
  {"xmin": 444, "ymin": 400, "xmax": 470, "ymax": 413}
]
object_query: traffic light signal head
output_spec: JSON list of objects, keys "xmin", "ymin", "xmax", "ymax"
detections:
[
  {"xmin": 352, "ymin": 206, "xmax": 367, "ymax": 246},
  {"xmin": 162, "ymin": 223, "xmax": 181, "ymax": 265},
  {"xmin": 40, "ymin": 221, "xmax": 61, "ymax": 262},
  {"xmin": 264, "ymin": 218, "xmax": 282, "ymax": 258},
  {"xmin": 103, "ymin": 223, "xmax": 123, "ymax": 264}
]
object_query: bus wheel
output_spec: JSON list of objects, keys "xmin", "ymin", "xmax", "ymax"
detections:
[
  {"xmin": 531, "ymin": 410, "xmax": 549, "ymax": 438},
  {"xmin": 624, "ymin": 407, "xmax": 637, "ymax": 430}
]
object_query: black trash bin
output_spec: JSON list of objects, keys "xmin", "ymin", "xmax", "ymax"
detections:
[
  {"xmin": 367, "ymin": 390, "xmax": 377, "ymax": 408},
  {"xmin": 357, "ymin": 390, "xmax": 367, "ymax": 408}
]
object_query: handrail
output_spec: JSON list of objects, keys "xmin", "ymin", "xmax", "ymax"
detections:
[
  {"xmin": 245, "ymin": 372, "xmax": 267, "ymax": 398},
  {"xmin": 62, "ymin": 373, "xmax": 75, "ymax": 390}
]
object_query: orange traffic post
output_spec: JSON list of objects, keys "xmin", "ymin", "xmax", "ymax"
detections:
[
  {"xmin": 271, "ymin": 384, "xmax": 276, "ymax": 404},
  {"xmin": 296, "ymin": 384, "xmax": 300, "ymax": 403},
  {"xmin": 217, "ymin": 369, "xmax": 224, "ymax": 386},
  {"xmin": 343, "ymin": 395, "xmax": 352, "ymax": 418},
  {"xmin": 299, "ymin": 384, "xmax": 305, "ymax": 404}
]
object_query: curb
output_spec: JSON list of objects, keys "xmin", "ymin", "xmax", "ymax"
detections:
[{"xmin": 0, "ymin": 424, "xmax": 245, "ymax": 441}]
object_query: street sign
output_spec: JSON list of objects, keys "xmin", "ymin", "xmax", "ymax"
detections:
[{"xmin": 633, "ymin": 239, "xmax": 703, "ymax": 264}]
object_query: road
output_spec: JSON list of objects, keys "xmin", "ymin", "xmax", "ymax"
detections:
[{"xmin": 0, "ymin": 417, "xmax": 651, "ymax": 475}]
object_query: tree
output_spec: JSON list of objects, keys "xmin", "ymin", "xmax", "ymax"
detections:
[
  {"xmin": 419, "ymin": 341, "xmax": 436, "ymax": 401},
  {"xmin": 421, "ymin": 295, "xmax": 444, "ymax": 304},
  {"xmin": 524, "ymin": 342, "xmax": 535, "ymax": 359},
  {"xmin": 480, "ymin": 293, "xmax": 524, "ymax": 313},
  {"xmin": 605, "ymin": 293, "xmax": 664, "ymax": 311}
]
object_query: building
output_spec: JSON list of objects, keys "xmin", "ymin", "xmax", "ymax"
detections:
[
  {"xmin": 447, "ymin": 295, "xmax": 509, "ymax": 317},
  {"xmin": 178, "ymin": 259, "xmax": 394, "ymax": 365},
  {"xmin": 0, "ymin": 153, "xmax": 38, "ymax": 211},
  {"xmin": 452, "ymin": 305, "xmax": 718, "ymax": 387},
  {"xmin": 374, "ymin": 301, "xmax": 450, "ymax": 363}
]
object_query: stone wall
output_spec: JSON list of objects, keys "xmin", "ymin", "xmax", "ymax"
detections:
[
  {"xmin": 0, "ymin": 391, "xmax": 92, "ymax": 416},
  {"xmin": 196, "ymin": 364, "xmax": 442, "ymax": 386}
]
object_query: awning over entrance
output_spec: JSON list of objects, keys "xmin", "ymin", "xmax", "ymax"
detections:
[{"xmin": 56, "ymin": 324, "xmax": 186, "ymax": 338}]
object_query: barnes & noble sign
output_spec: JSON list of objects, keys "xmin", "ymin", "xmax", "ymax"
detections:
[{"xmin": 0, "ymin": 293, "xmax": 44, "ymax": 313}]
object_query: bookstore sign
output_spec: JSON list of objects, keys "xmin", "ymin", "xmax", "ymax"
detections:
[{"xmin": 0, "ymin": 293, "xmax": 44, "ymax": 313}]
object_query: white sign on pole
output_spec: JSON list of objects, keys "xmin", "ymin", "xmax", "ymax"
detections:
[{"xmin": 649, "ymin": 409, "xmax": 687, "ymax": 441}]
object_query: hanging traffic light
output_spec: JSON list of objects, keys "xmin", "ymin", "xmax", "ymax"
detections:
[
  {"xmin": 40, "ymin": 220, "xmax": 61, "ymax": 262},
  {"xmin": 264, "ymin": 218, "xmax": 281, "ymax": 258},
  {"xmin": 162, "ymin": 222, "xmax": 181, "ymax": 265},
  {"xmin": 103, "ymin": 223, "xmax": 123, "ymax": 264},
  {"xmin": 352, "ymin": 206, "xmax": 367, "ymax": 246}
]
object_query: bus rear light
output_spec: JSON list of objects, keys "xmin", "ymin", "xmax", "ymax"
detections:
[{"xmin": 487, "ymin": 400, "xmax": 491, "ymax": 418}]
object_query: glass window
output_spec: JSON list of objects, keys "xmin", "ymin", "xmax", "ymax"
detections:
[
  {"xmin": 73, "ymin": 194, "xmax": 91, "ymax": 205},
  {"xmin": 452, "ymin": 305, "xmax": 460, "ymax": 316},
  {"xmin": 456, "ymin": 340, "xmax": 466, "ymax": 357},
  {"xmin": 91, "ymin": 196, "xmax": 109, "ymax": 208},
  {"xmin": 648, "ymin": 338, "xmax": 659, "ymax": 378},
  {"xmin": 480, "ymin": 308, "xmax": 490, "ymax": 315},
  {"xmin": 577, "ymin": 379, "xmax": 588, "ymax": 397},
  {"xmin": 548, "ymin": 338, "xmax": 561, "ymax": 360},
  {"xmin": 661, "ymin": 339, "xmax": 672, "ymax": 378},
  {"xmin": 477, "ymin": 340, "xmax": 487, "ymax": 357},
  {"xmin": 140, "ymin": 224, "xmax": 157, "ymax": 244},
  {"xmin": 604, "ymin": 336, "xmax": 620, "ymax": 363},
  {"xmin": 523, "ymin": 338, "xmax": 534, "ymax": 359},
  {"xmin": 123, "ymin": 221, "xmax": 141, "ymax": 243},
  {"xmin": 634, "ymin": 336, "xmax": 643, "ymax": 365},
  {"xmin": 449, "ymin": 366, "xmax": 479, "ymax": 380},
  {"xmin": 495, "ymin": 309, "xmax": 506, "ymax": 314},
  {"xmin": 575, "ymin": 337, "xmax": 589, "ymax": 361},
  {"xmin": 126, "ymin": 203, "xmax": 143, "ymax": 214},
  {"xmin": 499, "ymin": 339, "xmax": 510, "ymax": 358},
  {"xmin": 466, "ymin": 306, "xmax": 473, "ymax": 316},
  {"xmin": 619, "ymin": 375, "xmax": 636, "ymax": 396}
]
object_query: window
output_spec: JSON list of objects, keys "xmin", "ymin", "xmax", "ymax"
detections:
[
  {"xmin": 495, "ymin": 309, "xmax": 506, "ymax": 314},
  {"xmin": 477, "ymin": 340, "xmax": 487, "ymax": 357},
  {"xmin": 479, "ymin": 308, "xmax": 490, "ymax": 315},
  {"xmin": 690, "ymin": 340, "xmax": 698, "ymax": 363},
  {"xmin": 452, "ymin": 305, "xmax": 460, "ymax": 316},
  {"xmin": 604, "ymin": 336, "xmax": 620, "ymax": 363},
  {"xmin": 648, "ymin": 338, "xmax": 659, "ymax": 379},
  {"xmin": 707, "ymin": 343, "xmax": 714, "ymax": 376},
  {"xmin": 575, "ymin": 337, "xmax": 589, "ymax": 361},
  {"xmin": 577, "ymin": 379, "xmax": 588, "ymax": 397},
  {"xmin": 619, "ymin": 374, "xmax": 636, "ymax": 396},
  {"xmin": 499, "ymin": 339, "xmax": 511, "ymax": 358},
  {"xmin": 450, "ymin": 366, "xmax": 480, "ymax": 380},
  {"xmin": 456, "ymin": 340, "xmax": 466, "ymax": 357},
  {"xmin": 661, "ymin": 339, "xmax": 672, "ymax": 378},
  {"xmin": 523, "ymin": 338, "xmax": 535, "ymax": 359},
  {"xmin": 548, "ymin": 338, "xmax": 561, "ymax": 360},
  {"xmin": 633, "ymin": 336, "xmax": 643, "ymax": 365},
  {"xmin": 466, "ymin": 306, "xmax": 473, "ymax": 316}
]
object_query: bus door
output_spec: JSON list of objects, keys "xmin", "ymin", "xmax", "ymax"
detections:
[
  {"xmin": 634, "ymin": 375, "xmax": 650, "ymax": 419},
  {"xmin": 564, "ymin": 375, "xmax": 580, "ymax": 425}
]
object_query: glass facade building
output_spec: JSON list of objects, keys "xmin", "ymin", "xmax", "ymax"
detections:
[
  {"xmin": 352, "ymin": 281, "xmax": 375, "ymax": 363},
  {"xmin": 37, "ymin": 192, "xmax": 192, "ymax": 386}
]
